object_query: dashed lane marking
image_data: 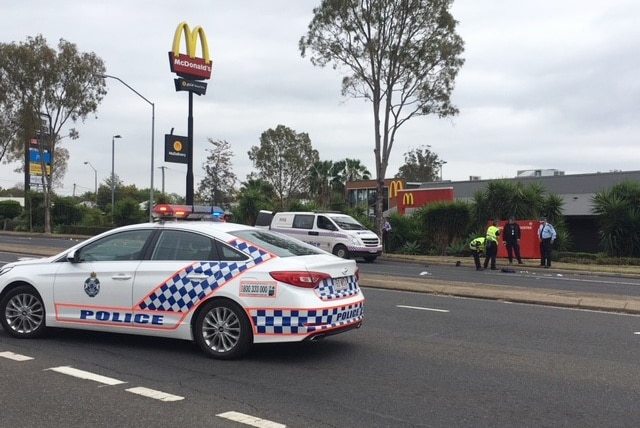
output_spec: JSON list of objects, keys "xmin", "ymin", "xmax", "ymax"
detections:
[
  {"xmin": 47, "ymin": 366, "xmax": 126, "ymax": 386},
  {"xmin": 126, "ymin": 386, "xmax": 184, "ymax": 402},
  {"xmin": 397, "ymin": 305, "xmax": 450, "ymax": 313},
  {"xmin": 0, "ymin": 351, "xmax": 34, "ymax": 361},
  {"xmin": 217, "ymin": 411, "xmax": 286, "ymax": 428}
]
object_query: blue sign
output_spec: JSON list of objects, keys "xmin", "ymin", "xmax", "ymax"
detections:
[{"xmin": 29, "ymin": 149, "xmax": 51, "ymax": 164}]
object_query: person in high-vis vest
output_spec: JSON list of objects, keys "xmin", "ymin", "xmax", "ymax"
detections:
[
  {"xmin": 469, "ymin": 236, "xmax": 486, "ymax": 271},
  {"xmin": 484, "ymin": 219, "xmax": 501, "ymax": 270}
]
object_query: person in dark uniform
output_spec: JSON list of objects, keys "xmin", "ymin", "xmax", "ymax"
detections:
[
  {"xmin": 538, "ymin": 216, "xmax": 557, "ymax": 268},
  {"xmin": 502, "ymin": 216, "xmax": 523, "ymax": 264}
]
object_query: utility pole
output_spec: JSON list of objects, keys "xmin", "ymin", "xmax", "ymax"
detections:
[{"xmin": 158, "ymin": 166, "xmax": 167, "ymax": 194}]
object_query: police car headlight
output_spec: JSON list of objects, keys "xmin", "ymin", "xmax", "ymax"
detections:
[{"xmin": 0, "ymin": 265, "xmax": 14, "ymax": 276}]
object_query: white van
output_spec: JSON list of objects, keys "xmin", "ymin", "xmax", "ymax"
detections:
[{"xmin": 255, "ymin": 211, "xmax": 382, "ymax": 262}]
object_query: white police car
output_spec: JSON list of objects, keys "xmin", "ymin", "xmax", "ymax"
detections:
[{"xmin": 0, "ymin": 216, "xmax": 364, "ymax": 360}]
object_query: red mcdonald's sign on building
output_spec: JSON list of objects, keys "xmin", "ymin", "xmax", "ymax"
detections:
[{"xmin": 397, "ymin": 187, "xmax": 455, "ymax": 214}]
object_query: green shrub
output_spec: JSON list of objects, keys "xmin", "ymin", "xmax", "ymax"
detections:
[{"xmin": 396, "ymin": 241, "xmax": 422, "ymax": 255}]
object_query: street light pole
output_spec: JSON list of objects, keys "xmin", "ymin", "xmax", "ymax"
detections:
[
  {"xmin": 100, "ymin": 74, "xmax": 155, "ymax": 221},
  {"xmin": 158, "ymin": 166, "xmax": 167, "ymax": 194},
  {"xmin": 84, "ymin": 161, "xmax": 98, "ymax": 206},
  {"xmin": 440, "ymin": 160, "xmax": 448, "ymax": 181},
  {"xmin": 111, "ymin": 134, "xmax": 122, "ymax": 221}
]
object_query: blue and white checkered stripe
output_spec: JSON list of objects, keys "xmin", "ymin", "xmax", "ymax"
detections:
[
  {"xmin": 250, "ymin": 301, "xmax": 364, "ymax": 335},
  {"xmin": 137, "ymin": 240, "xmax": 272, "ymax": 312},
  {"xmin": 316, "ymin": 275, "xmax": 360, "ymax": 300}
]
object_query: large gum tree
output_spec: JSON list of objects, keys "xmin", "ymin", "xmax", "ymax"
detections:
[
  {"xmin": 300, "ymin": 0, "xmax": 465, "ymax": 235},
  {"xmin": 0, "ymin": 35, "xmax": 106, "ymax": 233}
]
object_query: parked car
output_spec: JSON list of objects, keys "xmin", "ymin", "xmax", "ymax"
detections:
[{"xmin": 0, "ymin": 213, "xmax": 364, "ymax": 360}]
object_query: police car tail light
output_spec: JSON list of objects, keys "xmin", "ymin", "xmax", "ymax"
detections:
[{"xmin": 269, "ymin": 271, "xmax": 331, "ymax": 288}]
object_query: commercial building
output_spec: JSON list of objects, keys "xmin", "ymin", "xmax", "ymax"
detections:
[{"xmin": 345, "ymin": 170, "xmax": 640, "ymax": 253}]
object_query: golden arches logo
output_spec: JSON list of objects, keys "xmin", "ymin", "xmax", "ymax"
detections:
[
  {"xmin": 402, "ymin": 193, "xmax": 414, "ymax": 205},
  {"xmin": 389, "ymin": 180, "xmax": 404, "ymax": 198},
  {"xmin": 169, "ymin": 21, "xmax": 212, "ymax": 80},
  {"xmin": 172, "ymin": 22, "xmax": 210, "ymax": 62}
]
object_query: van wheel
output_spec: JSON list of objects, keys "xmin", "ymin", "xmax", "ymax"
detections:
[{"xmin": 333, "ymin": 245, "xmax": 349, "ymax": 259}]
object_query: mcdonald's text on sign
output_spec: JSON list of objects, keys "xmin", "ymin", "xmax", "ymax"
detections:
[{"xmin": 168, "ymin": 22, "xmax": 212, "ymax": 81}]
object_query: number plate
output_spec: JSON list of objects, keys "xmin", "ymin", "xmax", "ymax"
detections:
[{"xmin": 334, "ymin": 277, "xmax": 349, "ymax": 291}]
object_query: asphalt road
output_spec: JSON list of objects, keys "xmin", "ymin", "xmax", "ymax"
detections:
[
  {"xmin": 2, "ymin": 232, "xmax": 640, "ymax": 314},
  {"xmin": 2, "ymin": 287, "xmax": 640, "ymax": 427},
  {"xmin": 2, "ymin": 233, "xmax": 640, "ymax": 426}
]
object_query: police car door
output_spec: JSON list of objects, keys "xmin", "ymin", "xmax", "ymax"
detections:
[
  {"xmin": 52, "ymin": 229, "xmax": 153, "ymax": 328},
  {"xmin": 131, "ymin": 229, "xmax": 223, "ymax": 332}
]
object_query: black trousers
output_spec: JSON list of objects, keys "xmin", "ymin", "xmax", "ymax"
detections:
[
  {"xmin": 540, "ymin": 238, "xmax": 553, "ymax": 267},
  {"xmin": 505, "ymin": 240, "xmax": 522, "ymax": 263},
  {"xmin": 484, "ymin": 241, "xmax": 497, "ymax": 269},
  {"xmin": 471, "ymin": 249, "xmax": 482, "ymax": 269}
]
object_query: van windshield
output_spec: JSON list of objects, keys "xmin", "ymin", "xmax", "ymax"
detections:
[
  {"xmin": 230, "ymin": 230, "xmax": 326, "ymax": 257},
  {"xmin": 331, "ymin": 216, "xmax": 368, "ymax": 231}
]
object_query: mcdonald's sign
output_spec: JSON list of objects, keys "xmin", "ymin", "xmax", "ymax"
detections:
[
  {"xmin": 402, "ymin": 193, "xmax": 415, "ymax": 205},
  {"xmin": 168, "ymin": 22, "xmax": 212, "ymax": 80},
  {"xmin": 389, "ymin": 180, "xmax": 404, "ymax": 198}
]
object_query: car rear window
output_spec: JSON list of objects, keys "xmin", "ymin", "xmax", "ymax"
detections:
[{"xmin": 230, "ymin": 230, "xmax": 326, "ymax": 257}]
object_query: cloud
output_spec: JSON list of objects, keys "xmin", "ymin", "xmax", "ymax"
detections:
[{"xmin": 1, "ymin": 0, "xmax": 639, "ymax": 198}]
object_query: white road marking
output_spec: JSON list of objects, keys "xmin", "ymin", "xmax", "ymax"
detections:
[
  {"xmin": 397, "ymin": 305, "xmax": 449, "ymax": 313},
  {"xmin": 634, "ymin": 332, "xmax": 640, "ymax": 335},
  {"xmin": 0, "ymin": 351, "xmax": 34, "ymax": 361},
  {"xmin": 534, "ymin": 275, "xmax": 640, "ymax": 286},
  {"xmin": 126, "ymin": 386, "xmax": 184, "ymax": 402},
  {"xmin": 217, "ymin": 411, "xmax": 286, "ymax": 428},
  {"xmin": 47, "ymin": 366, "xmax": 126, "ymax": 385}
]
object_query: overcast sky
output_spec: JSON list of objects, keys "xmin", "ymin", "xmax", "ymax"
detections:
[{"xmin": 2, "ymin": 0, "xmax": 639, "ymax": 198}]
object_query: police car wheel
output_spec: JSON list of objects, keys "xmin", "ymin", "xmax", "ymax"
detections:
[
  {"xmin": 194, "ymin": 299, "xmax": 252, "ymax": 360},
  {"xmin": 333, "ymin": 245, "xmax": 349, "ymax": 259},
  {"xmin": 0, "ymin": 285, "xmax": 46, "ymax": 338}
]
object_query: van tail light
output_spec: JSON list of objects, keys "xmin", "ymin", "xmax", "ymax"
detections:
[{"xmin": 269, "ymin": 271, "xmax": 331, "ymax": 288}]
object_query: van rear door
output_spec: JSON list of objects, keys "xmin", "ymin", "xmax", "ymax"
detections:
[{"xmin": 254, "ymin": 210, "xmax": 274, "ymax": 228}]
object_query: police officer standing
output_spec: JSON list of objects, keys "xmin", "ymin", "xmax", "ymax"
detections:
[
  {"xmin": 503, "ymin": 216, "xmax": 523, "ymax": 265},
  {"xmin": 484, "ymin": 219, "xmax": 500, "ymax": 270},
  {"xmin": 469, "ymin": 236, "xmax": 486, "ymax": 270},
  {"xmin": 538, "ymin": 216, "xmax": 557, "ymax": 268}
]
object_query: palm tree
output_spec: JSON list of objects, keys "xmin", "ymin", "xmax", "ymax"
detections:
[
  {"xmin": 333, "ymin": 158, "xmax": 371, "ymax": 189},
  {"xmin": 234, "ymin": 179, "xmax": 275, "ymax": 225},
  {"xmin": 593, "ymin": 181, "xmax": 640, "ymax": 257},
  {"xmin": 308, "ymin": 160, "xmax": 334, "ymax": 210}
]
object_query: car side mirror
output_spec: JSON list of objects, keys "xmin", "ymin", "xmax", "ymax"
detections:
[{"xmin": 66, "ymin": 249, "xmax": 79, "ymax": 263}]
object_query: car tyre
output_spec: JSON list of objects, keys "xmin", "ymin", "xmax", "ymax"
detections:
[
  {"xmin": 193, "ymin": 299, "xmax": 252, "ymax": 360},
  {"xmin": 0, "ymin": 285, "xmax": 46, "ymax": 338},
  {"xmin": 333, "ymin": 244, "xmax": 350, "ymax": 259}
]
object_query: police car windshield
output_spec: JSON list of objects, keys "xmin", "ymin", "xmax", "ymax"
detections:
[
  {"xmin": 331, "ymin": 216, "xmax": 367, "ymax": 231},
  {"xmin": 230, "ymin": 230, "xmax": 326, "ymax": 257}
]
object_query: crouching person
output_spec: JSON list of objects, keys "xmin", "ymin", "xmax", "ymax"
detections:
[{"xmin": 469, "ymin": 236, "xmax": 486, "ymax": 271}]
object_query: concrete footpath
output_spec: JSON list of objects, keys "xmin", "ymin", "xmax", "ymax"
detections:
[{"xmin": 2, "ymin": 235, "xmax": 640, "ymax": 315}]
